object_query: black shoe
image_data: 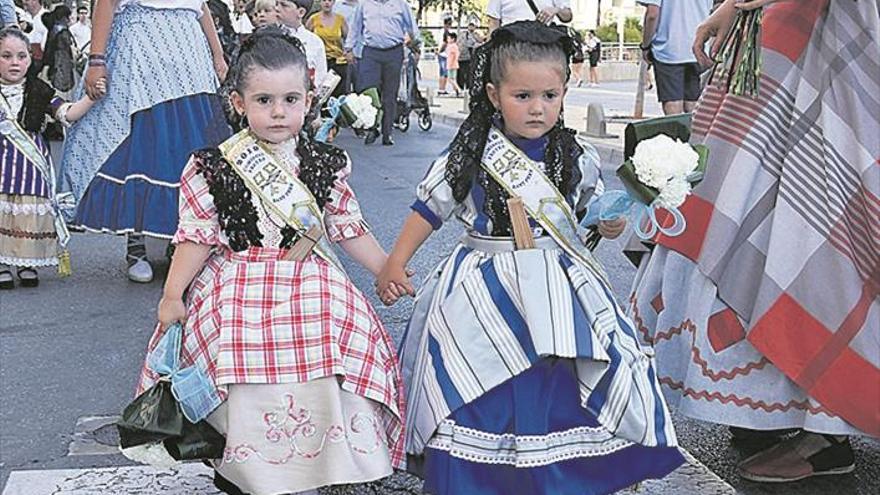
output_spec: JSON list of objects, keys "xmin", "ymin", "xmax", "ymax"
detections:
[
  {"xmin": 364, "ymin": 129, "xmax": 379, "ymax": 145},
  {"xmin": 213, "ymin": 471, "xmax": 249, "ymax": 495},
  {"xmin": 382, "ymin": 136, "xmax": 394, "ymax": 146},
  {"xmin": 353, "ymin": 128, "xmax": 365, "ymax": 138},
  {"xmin": 17, "ymin": 267, "xmax": 38, "ymax": 288},
  {"xmin": 0, "ymin": 269, "xmax": 13, "ymax": 290}
]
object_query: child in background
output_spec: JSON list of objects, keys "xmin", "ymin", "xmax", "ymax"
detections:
[
  {"xmin": 444, "ymin": 31, "xmax": 462, "ymax": 97},
  {"xmin": 377, "ymin": 21, "xmax": 684, "ymax": 495},
  {"xmin": 134, "ymin": 29, "xmax": 404, "ymax": 495},
  {"xmin": 252, "ymin": 0, "xmax": 278, "ymax": 28},
  {"xmin": 0, "ymin": 27, "xmax": 102, "ymax": 289},
  {"xmin": 277, "ymin": 0, "xmax": 328, "ymax": 86}
]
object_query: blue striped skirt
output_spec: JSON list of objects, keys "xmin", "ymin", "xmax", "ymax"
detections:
[
  {"xmin": 59, "ymin": 5, "xmax": 230, "ymax": 238},
  {"xmin": 399, "ymin": 234, "xmax": 685, "ymax": 494}
]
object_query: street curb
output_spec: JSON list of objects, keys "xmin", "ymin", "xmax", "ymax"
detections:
[{"xmin": 431, "ymin": 106, "xmax": 625, "ymax": 166}]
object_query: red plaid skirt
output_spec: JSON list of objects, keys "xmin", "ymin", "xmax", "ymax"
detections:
[{"xmin": 136, "ymin": 246, "xmax": 405, "ymax": 467}]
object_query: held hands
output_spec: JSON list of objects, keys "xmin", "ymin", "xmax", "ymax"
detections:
[
  {"xmin": 157, "ymin": 295, "xmax": 187, "ymax": 331},
  {"xmin": 89, "ymin": 77, "xmax": 107, "ymax": 100},
  {"xmin": 598, "ymin": 217, "xmax": 627, "ymax": 240},
  {"xmin": 376, "ymin": 262, "xmax": 415, "ymax": 306},
  {"xmin": 84, "ymin": 65, "xmax": 107, "ymax": 100}
]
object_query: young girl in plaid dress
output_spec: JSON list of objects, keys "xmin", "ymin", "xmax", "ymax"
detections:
[
  {"xmin": 377, "ymin": 21, "xmax": 684, "ymax": 495},
  {"xmin": 135, "ymin": 29, "xmax": 404, "ymax": 495}
]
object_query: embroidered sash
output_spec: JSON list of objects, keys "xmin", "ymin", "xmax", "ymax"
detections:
[
  {"xmin": 218, "ymin": 130, "xmax": 344, "ymax": 271},
  {"xmin": 0, "ymin": 92, "xmax": 73, "ymax": 249},
  {"xmin": 480, "ymin": 127, "xmax": 610, "ymax": 286}
]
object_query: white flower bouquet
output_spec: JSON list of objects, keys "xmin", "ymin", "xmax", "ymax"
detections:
[
  {"xmin": 315, "ymin": 87, "xmax": 382, "ymax": 142},
  {"xmin": 623, "ymin": 134, "xmax": 707, "ymax": 210},
  {"xmin": 582, "ymin": 124, "xmax": 708, "ymax": 243}
]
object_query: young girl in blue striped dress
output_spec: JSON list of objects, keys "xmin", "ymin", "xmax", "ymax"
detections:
[
  {"xmin": 377, "ymin": 21, "xmax": 685, "ymax": 495},
  {"xmin": 0, "ymin": 28, "xmax": 101, "ymax": 289}
]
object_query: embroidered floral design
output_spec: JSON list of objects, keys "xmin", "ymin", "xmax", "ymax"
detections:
[{"xmin": 223, "ymin": 393, "xmax": 383, "ymax": 465}]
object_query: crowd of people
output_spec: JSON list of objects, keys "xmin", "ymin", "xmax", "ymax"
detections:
[{"xmin": 0, "ymin": 1, "xmax": 876, "ymax": 495}]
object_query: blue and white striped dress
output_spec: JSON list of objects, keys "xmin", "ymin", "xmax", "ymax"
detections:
[{"xmin": 399, "ymin": 132, "xmax": 685, "ymax": 495}]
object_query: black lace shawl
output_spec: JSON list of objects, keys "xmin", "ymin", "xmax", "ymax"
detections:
[
  {"xmin": 445, "ymin": 21, "xmax": 584, "ymax": 236},
  {"xmin": 192, "ymin": 134, "xmax": 347, "ymax": 251}
]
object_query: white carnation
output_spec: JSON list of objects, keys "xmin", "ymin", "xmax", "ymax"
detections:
[
  {"xmin": 345, "ymin": 95, "xmax": 378, "ymax": 129},
  {"xmin": 657, "ymin": 178, "xmax": 691, "ymax": 209},
  {"xmin": 632, "ymin": 134, "xmax": 700, "ymax": 207}
]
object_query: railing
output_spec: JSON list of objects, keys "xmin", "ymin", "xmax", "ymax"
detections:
[{"xmin": 600, "ymin": 43, "xmax": 642, "ymax": 62}]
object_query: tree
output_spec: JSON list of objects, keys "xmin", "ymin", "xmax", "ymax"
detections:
[
  {"xmin": 595, "ymin": 17, "xmax": 642, "ymax": 43},
  {"xmin": 416, "ymin": 0, "xmax": 487, "ymax": 24}
]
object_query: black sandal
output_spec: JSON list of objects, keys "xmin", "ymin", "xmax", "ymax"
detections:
[{"xmin": 17, "ymin": 267, "xmax": 38, "ymax": 288}]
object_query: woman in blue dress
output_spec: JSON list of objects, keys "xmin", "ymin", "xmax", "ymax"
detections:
[{"xmin": 60, "ymin": 0, "xmax": 231, "ymax": 282}]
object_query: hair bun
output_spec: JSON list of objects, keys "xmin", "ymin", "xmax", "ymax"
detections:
[{"xmin": 240, "ymin": 26, "xmax": 307, "ymax": 59}]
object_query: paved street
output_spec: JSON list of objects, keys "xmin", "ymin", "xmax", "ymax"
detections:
[{"xmin": 1, "ymin": 119, "xmax": 877, "ymax": 494}]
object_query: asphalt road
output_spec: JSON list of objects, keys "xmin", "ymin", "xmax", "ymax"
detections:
[{"xmin": 1, "ymin": 122, "xmax": 877, "ymax": 494}]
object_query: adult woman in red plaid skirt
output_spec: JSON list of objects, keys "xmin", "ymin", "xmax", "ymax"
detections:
[
  {"xmin": 134, "ymin": 29, "xmax": 404, "ymax": 495},
  {"xmin": 629, "ymin": 0, "xmax": 879, "ymax": 484}
]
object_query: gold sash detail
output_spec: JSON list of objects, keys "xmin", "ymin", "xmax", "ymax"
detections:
[
  {"xmin": 480, "ymin": 128, "xmax": 610, "ymax": 286},
  {"xmin": 218, "ymin": 130, "xmax": 344, "ymax": 271}
]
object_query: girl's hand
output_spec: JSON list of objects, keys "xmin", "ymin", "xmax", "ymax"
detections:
[
  {"xmin": 376, "ymin": 262, "xmax": 415, "ymax": 305},
  {"xmin": 157, "ymin": 295, "xmax": 187, "ymax": 330},
  {"xmin": 598, "ymin": 217, "xmax": 627, "ymax": 239},
  {"xmin": 94, "ymin": 77, "xmax": 107, "ymax": 98},
  {"xmin": 84, "ymin": 65, "xmax": 108, "ymax": 100},
  {"xmin": 213, "ymin": 54, "xmax": 228, "ymax": 82}
]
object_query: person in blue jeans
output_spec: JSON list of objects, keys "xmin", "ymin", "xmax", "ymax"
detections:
[
  {"xmin": 344, "ymin": 0, "xmax": 419, "ymax": 146},
  {"xmin": 436, "ymin": 16, "xmax": 452, "ymax": 95}
]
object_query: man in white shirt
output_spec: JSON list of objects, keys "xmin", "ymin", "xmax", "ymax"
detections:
[
  {"xmin": 21, "ymin": 0, "xmax": 48, "ymax": 62},
  {"xmin": 277, "ymin": 0, "xmax": 328, "ymax": 86},
  {"xmin": 70, "ymin": 5, "xmax": 92, "ymax": 50},
  {"xmin": 486, "ymin": 0, "xmax": 571, "ymax": 33}
]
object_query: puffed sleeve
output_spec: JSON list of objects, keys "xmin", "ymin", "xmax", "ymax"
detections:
[
  {"xmin": 323, "ymin": 154, "xmax": 371, "ymax": 242},
  {"xmin": 410, "ymin": 152, "xmax": 463, "ymax": 230},
  {"xmin": 573, "ymin": 136, "xmax": 605, "ymax": 222},
  {"xmin": 172, "ymin": 155, "xmax": 228, "ymax": 247}
]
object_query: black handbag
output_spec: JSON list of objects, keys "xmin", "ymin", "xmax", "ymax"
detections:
[
  {"xmin": 117, "ymin": 323, "xmax": 225, "ymax": 460},
  {"xmin": 117, "ymin": 379, "xmax": 184, "ymax": 449}
]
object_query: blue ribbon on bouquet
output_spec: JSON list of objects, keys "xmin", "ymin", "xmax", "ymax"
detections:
[
  {"xmin": 146, "ymin": 323, "xmax": 221, "ymax": 423},
  {"xmin": 315, "ymin": 96, "xmax": 346, "ymax": 143},
  {"xmin": 582, "ymin": 190, "xmax": 687, "ymax": 240}
]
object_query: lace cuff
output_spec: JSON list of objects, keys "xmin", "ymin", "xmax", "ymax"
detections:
[
  {"xmin": 173, "ymin": 220, "xmax": 223, "ymax": 246},
  {"xmin": 325, "ymin": 217, "xmax": 371, "ymax": 243}
]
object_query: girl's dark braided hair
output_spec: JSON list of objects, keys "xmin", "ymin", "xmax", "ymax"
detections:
[
  {"xmin": 229, "ymin": 27, "xmax": 346, "ymax": 212},
  {"xmin": 445, "ymin": 21, "xmax": 583, "ymax": 236}
]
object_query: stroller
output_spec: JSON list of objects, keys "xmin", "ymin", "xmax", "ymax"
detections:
[{"xmin": 395, "ymin": 45, "xmax": 432, "ymax": 132}]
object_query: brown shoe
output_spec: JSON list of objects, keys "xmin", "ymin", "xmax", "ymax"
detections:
[{"xmin": 738, "ymin": 432, "xmax": 855, "ymax": 483}]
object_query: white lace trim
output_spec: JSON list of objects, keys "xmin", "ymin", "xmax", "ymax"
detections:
[
  {"xmin": 0, "ymin": 200, "xmax": 54, "ymax": 216},
  {"xmin": 0, "ymin": 255, "xmax": 58, "ymax": 267},
  {"xmin": 425, "ymin": 419, "xmax": 634, "ymax": 467},
  {"xmin": 95, "ymin": 172, "xmax": 180, "ymax": 188}
]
